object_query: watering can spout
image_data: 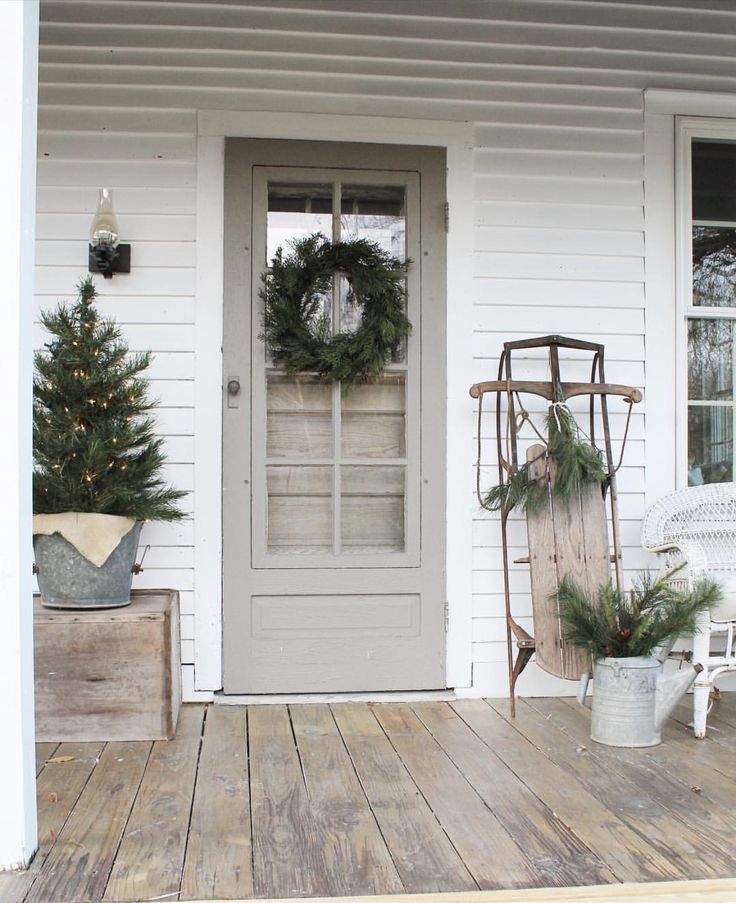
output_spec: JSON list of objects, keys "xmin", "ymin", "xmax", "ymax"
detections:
[{"xmin": 655, "ymin": 663, "xmax": 703, "ymax": 731}]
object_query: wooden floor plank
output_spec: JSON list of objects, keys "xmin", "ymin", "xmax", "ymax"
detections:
[
  {"xmin": 35, "ymin": 742, "xmax": 59, "ymax": 776},
  {"xmin": 291, "ymin": 704, "xmax": 404, "ymax": 897},
  {"xmin": 180, "ymin": 705, "xmax": 253, "ymax": 901},
  {"xmin": 25, "ymin": 740, "xmax": 151, "ymax": 903},
  {"xmin": 373, "ymin": 704, "xmax": 540, "ymax": 891},
  {"xmin": 660, "ymin": 713, "xmax": 736, "ymax": 782},
  {"xmin": 548, "ymin": 698, "xmax": 736, "ymax": 845},
  {"xmin": 487, "ymin": 697, "xmax": 712, "ymax": 880},
  {"xmin": 332, "ymin": 702, "xmax": 478, "ymax": 894},
  {"xmin": 522, "ymin": 699, "xmax": 736, "ymax": 879},
  {"xmin": 7, "ymin": 697, "xmax": 736, "ymax": 903},
  {"xmin": 670, "ymin": 690, "xmax": 736, "ymax": 742},
  {"xmin": 102, "ymin": 705, "xmax": 204, "ymax": 901},
  {"xmin": 705, "ymin": 691, "xmax": 736, "ymax": 728},
  {"xmin": 0, "ymin": 742, "xmax": 104, "ymax": 903},
  {"xmin": 414, "ymin": 701, "xmax": 616, "ymax": 888},
  {"xmin": 452, "ymin": 700, "xmax": 681, "ymax": 885},
  {"xmin": 248, "ymin": 704, "xmax": 332, "ymax": 898},
  {"xmin": 560, "ymin": 696, "xmax": 736, "ymax": 805},
  {"xmin": 670, "ymin": 695, "xmax": 736, "ymax": 740}
]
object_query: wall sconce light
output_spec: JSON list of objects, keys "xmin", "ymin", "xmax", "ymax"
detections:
[{"xmin": 88, "ymin": 188, "xmax": 131, "ymax": 279}]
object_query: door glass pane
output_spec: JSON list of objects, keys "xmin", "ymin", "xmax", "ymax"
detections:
[
  {"xmin": 340, "ymin": 184, "xmax": 406, "ymax": 257},
  {"xmin": 341, "ymin": 374, "xmax": 406, "ymax": 458},
  {"xmin": 688, "ymin": 319, "xmax": 734, "ymax": 485},
  {"xmin": 257, "ymin": 172, "xmax": 416, "ymax": 563},
  {"xmin": 267, "ymin": 466, "xmax": 333, "ymax": 552},
  {"xmin": 267, "ymin": 374, "xmax": 332, "ymax": 458},
  {"xmin": 337, "ymin": 275, "xmax": 407, "ymax": 363},
  {"xmin": 267, "ymin": 182, "xmax": 332, "ymax": 264},
  {"xmin": 341, "ymin": 465, "xmax": 405, "ymax": 552}
]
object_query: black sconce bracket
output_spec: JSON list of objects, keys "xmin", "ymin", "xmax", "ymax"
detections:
[{"xmin": 88, "ymin": 243, "xmax": 131, "ymax": 279}]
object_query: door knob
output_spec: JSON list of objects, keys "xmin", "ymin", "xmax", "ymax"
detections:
[{"xmin": 227, "ymin": 379, "xmax": 241, "ymax": 395}]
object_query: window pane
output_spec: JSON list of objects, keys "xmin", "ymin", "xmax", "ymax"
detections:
[
  {"xmin": 337, "ymin": 276, "xmax": 407, "ymax": 363},
  {"xmin": 267, "ymin": 182, "xmax": 332, "ymax": 264},
  {"xmin": 267, "ymin": 374, "xmax": 332, "ymax": 458},
  {"xmin": 688, "ymin": 319, "xmax": 733, "ymax": 401},
  {"xmin": 693, "ymin": 226, "xmax": 736, "ymax": 308},
  {"xmin": 692, "ymin": 140, "xmax": 736, "ymax": 223},
  {"xmin": 341, "ymin": 465, "xmax": 405, "ymax": 552},
  {"xmin": 341, "ymin": 374, "xmax": 406, "ymax": 458},
  {"xmin": 267, "ymin": 466, "xmax": 333, "ymax": 552},
  {"xmin": 688, "ymin": 406, "xmax": 733, "ymax": 486},
  {"xmin": 340, "ymin": 184, "xmax": 406, "ymax": 258},
  {"xmin": 688, "ymin": 318, "xmax": 735, "ymax": 485}
]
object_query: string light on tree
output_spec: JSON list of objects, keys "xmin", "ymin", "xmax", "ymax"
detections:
[{"xmin": 33, "ymin": 276, "xmax": 186, "ymax": 522}]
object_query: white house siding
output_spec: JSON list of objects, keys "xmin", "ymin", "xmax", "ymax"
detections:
[{"xmin": 35, "ymin": 0, "xmax": 736, "ymax": 698}]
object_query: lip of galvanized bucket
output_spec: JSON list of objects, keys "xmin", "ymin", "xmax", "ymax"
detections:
[{"xmin": 34, "ymin": 521, "xmax": 142, "ymax": 609}]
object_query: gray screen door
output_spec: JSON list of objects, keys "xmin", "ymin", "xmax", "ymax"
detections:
[{"xmin": 222, "ymin": 139, "xmax": 446, "ymax": 693}]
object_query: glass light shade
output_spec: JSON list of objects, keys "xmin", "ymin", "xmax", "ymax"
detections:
[{"xmin": 89, "ymin": 188, "xmax": 120, "ymax": 248}]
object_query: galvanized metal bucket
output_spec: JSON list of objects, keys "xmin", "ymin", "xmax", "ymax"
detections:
[
  {"xmin": 34, "ymin": 521, "xmax": 142, "ymax": 609},
  {"xmin": 591, "ymin": 656, "xmax": 662, "ymax": 748}
]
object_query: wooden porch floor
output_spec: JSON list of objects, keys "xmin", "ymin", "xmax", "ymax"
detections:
[{"xmin": 3, "ymin": 695, "xmax": 736, "ymax": 903}]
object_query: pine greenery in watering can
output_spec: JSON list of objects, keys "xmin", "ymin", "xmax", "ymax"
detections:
[{"xmin": 556, "ymin": 570, "xmax": 721, "ymax": 746}]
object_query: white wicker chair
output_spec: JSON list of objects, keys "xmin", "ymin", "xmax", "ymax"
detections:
[{"xmin": 642, "ymin": 482, "xmax": 736, "ymax": 738}]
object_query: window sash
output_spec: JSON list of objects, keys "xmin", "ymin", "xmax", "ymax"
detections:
[{"xmin": 679, "ymin": 120, "xmax": 736, "ymax": 486}]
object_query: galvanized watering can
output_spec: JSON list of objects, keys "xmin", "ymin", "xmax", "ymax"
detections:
[{"xmin": 590, "ymin": 656, "xmax": 702, "ymax": 747}]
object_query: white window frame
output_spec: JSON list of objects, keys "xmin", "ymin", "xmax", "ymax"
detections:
[
  {"xmin": 676, "ymin": 118, "xmax": 736, "ymax": 489},
  {"xmin": 645, "ymin": 91, "xmax": 736, "ymax": 507}
]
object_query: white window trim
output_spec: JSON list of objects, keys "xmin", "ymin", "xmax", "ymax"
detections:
[
  {"xmin": 194, "ymin": 110, "xmax": 475, "ymax": 692},
  {"xmin": 644, "ymin": 90, "xmax": 736, "ymax": 507},
  {"xmin": 677, "ymin": 118, "xmax": 736, "ymax": 489}
]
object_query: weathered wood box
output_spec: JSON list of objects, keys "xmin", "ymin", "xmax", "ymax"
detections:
[{"xmin": 34, "ymin": 589, "xmax": 181, "ymax": 741}]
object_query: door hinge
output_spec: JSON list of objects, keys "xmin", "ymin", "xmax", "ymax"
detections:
[
  {"xmin": 444, "ymin": 201, "xmax": 450, "ymax": 233},
  {"xmin": 444, "ymin": 599, "xmax": 450, "ymax": 632}
]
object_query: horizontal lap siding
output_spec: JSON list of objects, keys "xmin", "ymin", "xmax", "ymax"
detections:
[
  {"xmin": 35, "ymin": 98, "xmax": 197, "ymax": 670},
  {"xmin": 36, "ymin": 0, "xmax": 736, "ymax": 696}
]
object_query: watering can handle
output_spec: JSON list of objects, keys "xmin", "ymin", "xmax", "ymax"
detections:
[{"xmin": 131, "ymin": 544, "xmax": 150, "ymax": 575}]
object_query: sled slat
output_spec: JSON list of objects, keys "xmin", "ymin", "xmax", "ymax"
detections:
[{"xmin": 526, "ymin": 444, "xmax": 609, "ymax": 680}]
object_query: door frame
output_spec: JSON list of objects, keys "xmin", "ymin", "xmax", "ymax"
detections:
[{"xmin": 193, "ymin": 109, "xmax": 475, "ymax": 693}]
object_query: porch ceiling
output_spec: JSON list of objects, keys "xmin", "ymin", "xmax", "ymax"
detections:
[
  {"xmin": 2, "ymin": 695, "xmax": 736, "ymax": 903},
  {"xmin": 38, "ymin": 0, "xmax": 736, "ymax": 111}
]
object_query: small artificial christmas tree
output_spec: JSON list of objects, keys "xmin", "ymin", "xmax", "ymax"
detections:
[{"xmin": 33, "ymin": 277, "xmax": 186, "ymax": 522}]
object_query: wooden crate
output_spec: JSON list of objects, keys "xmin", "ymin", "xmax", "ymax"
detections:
[{"xmin": 34, "ymin": 589, "xmax": 181, "ymax": 741}]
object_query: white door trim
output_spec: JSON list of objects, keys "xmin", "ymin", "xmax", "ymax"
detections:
[{"xmin": 194, "ymin": 110, "xmax": 475, "ymax": 691}]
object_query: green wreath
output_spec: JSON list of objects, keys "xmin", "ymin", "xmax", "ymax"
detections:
[{"xmin": 260, "ymin": 233, "xmax": 412, "ymax": 385}]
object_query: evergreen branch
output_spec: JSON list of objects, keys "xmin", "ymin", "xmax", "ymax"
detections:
[
  {"xmin": 481, "ymin": 402, "xmax": 606, "ymax": 513},
  {"xmin": 260, "ymin": 234, "xmax": 412, "ymax": 386},
  {"xmin": 556, "ymin": 570, "xmax": 720, "ymax": 659}
]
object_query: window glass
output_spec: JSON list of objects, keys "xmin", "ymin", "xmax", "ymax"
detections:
[
  {"xmin": 687, "ymin": 320, "xmax": 734, "ymax": 484},
  {"xmin": 267, "ymin": 183, "xmax": 332, "ymax": 264},
  {"xmin": 263, "ymin": 184, "xmax": 409, "ymax": 555},
  {"xmin": 688, "ymin": 140, "xmax": 736, "ymax": 485}
]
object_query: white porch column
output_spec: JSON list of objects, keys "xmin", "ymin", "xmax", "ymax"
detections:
[{"xmin": 0, "ymin": 0, "xmax": 39, "ymax": 872}]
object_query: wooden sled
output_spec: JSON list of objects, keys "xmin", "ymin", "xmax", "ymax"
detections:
[{"xmin": 469, "ymin": 335, "xmax": 642, "ymax": 714}]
